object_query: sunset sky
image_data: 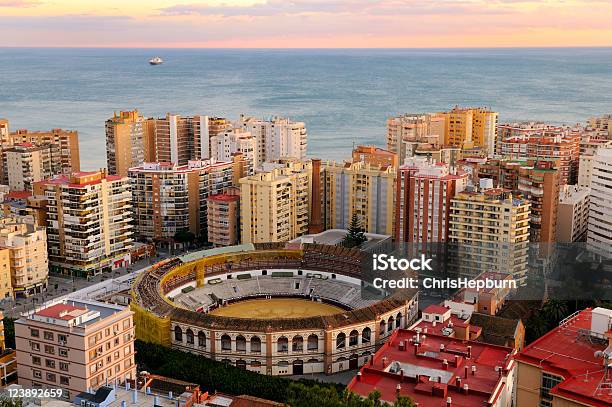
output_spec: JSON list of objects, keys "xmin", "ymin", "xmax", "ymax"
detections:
[{"xmin": 1, "ymin": 0, "xmax": 612, "ymax": 48}]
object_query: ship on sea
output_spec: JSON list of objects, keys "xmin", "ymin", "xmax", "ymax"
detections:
[{"xmin": 149, "ymin": 56, "xmax": 164, "ymax": 65}]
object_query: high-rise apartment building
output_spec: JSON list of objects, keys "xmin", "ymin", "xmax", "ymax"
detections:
[
  {"xmin": 5, "ymin": 143, "xmax": 52, "ymax": 192},
  {"xmin": 15, "ymin": 299, "xmax": 136, "ymax": 401},
  {"xmin": 588, "ymin": 147, "xmax": 612, "ymax": 258},
  {"xmin": 34, "ymin": 171, "xmax": 133, "ymax": 277},
  {"xmin": 587, "ymin": 113, "xmax": 612, "ymax": 137},
  {"xmin": 0, "ymin": 216, "xmax": 48, "ymax": 298},
  {"xmin": 517, "ymin": 159, "xmax": 560, "ymax": 245},
  {"xmin": 239, "ymin": 159, "xmax": 311, "ymax": 243},
  {"xmin": 0, "ymin": 119, "xmax": 9, "ymax": 145},
  {"xmin": 0, "ymin": 249, "xmax": 11, "ymax": 300},
  {"xmin": 578, "ymin": 136, "xmax": 612, "ymax": 188},
  {"xmin": 9, "ymin": 128, "xmax": 80, "ymax": 175},
  {"xmin": 152, "ymin": 113, "xmax": 196, "ymax": 165},
  {"xmin": 193, "ymin": 116, "xmax": 232, "ymax": 160},
  {"xmin": 105, "ymin": 110, "xmax": 146, "ymax": 177},
  {"xmin": 129, "ymin": 159, "xmax": 234, "ymax": 242},
  {"xmin": 557, "ymin": 185, "xmax": 590, "ymax": 243},
  {"xmin": 449, "ymin": 187, "xmax": 530, "ymax": 282},
  {"xmin": 498, "ymin": 123, "xmax": 580, "ymax": 185},
  {"xmin": 206, "ymin": 187, "xmax": 240, "ymax": 247},
  {"xmin": 443, "ymin": 107, "xmax": 498, "ymax": 156},
  {"xmin": 351, "ymin": 145, "xmax": 398, "ymax": 168},
  {"xmin": 386, "ymin": 113, "xmax": 445, "ymax": 159},
  {"xmin": 395, "ymin": 157, "xmax": 468, "ymax": 243},
  {"xmin": 320, "ymin": 160, "xmax": 396, "ymax": 235},
  {"xmin": 236, "ymin": 116, "xmax": 307, "ymax": 169}
]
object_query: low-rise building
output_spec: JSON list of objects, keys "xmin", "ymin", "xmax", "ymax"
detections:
[
  {"xmin": 515, "ymin": 307, "xmax": 612, "ymax": 407},
  {"xmin": 15, "ymin": 299, "xmax": 136, "ymax": 401},
  {"xmin": 347, "ymin": 326, "xmax": 516, "ymax": 406},
  {"xmin": 351, "ymin": 145, "xmax": 398, "ymax": 168}
]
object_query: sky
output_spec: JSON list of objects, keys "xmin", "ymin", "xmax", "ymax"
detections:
[{"xmin": 1, "ymin": 0, "xmax": 612, "ymax": 48}]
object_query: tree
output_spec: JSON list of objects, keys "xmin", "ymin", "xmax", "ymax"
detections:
[
  {"xmin": 174, "ymin": 230, "xmax": 196, "ymax": 245},
  {"xmin": 2, "ymin": 318, "xmax": 15, "ymax": 349},
  {"xmin": 342, "ymin": 213, "xmax": 367, "ymax": 248}
]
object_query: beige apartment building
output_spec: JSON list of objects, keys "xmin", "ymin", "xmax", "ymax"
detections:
[
  {"xmin": 5, "ymin": 143, "xmax": 52, "ymax": 192},
  {"xmin": 449, "ymin": 187, "xmax": 531, "ymax": 282},
  {"xmin": 193, "ymin": 116, "xmax": 232, "ymax": 160},
  {"xmin": 319, "ymin": 160, "xmax": 396, "ymax": 235},
  {"xmin": 9, "ymin": 127, "xmax": 80, "ymax": 175},
  {"xmin": 15, "ymin": 299, "xmax": 136, "ymax": 400},
  {"xmin": 129, "ymin": 159, "xmax": 234, "ymax": 243},
  {"xmin": 105, "ymin": 110, "xmax": 147, "ymax": 177},
  {"xmin": 240, "ymin": 159, "xmax": 311, "ymax": 243},
  {"xmin": 206, "ymin": 187, "xmax": 240, "ymax": 247},
  {"xmin": 0, "ymin": 217, "xmax": 48, "ymax": 298},
  {"xmin": 557, "ymin": 185, "xmax": 590, "ymax": 243},
  {"xmin": 0, "ymin": 119, "xmax": 9, "ymax": 145},
  {"xmin": 34, "ymin": 171, "xmax": 133, "ymax": 278},
  {"xmin": 386, "ymin": 113, "xmax": 445, "ymax": 160},
  {"xmin": 0, "ymin": 249, "xmax": 11, "ymax": 300}
]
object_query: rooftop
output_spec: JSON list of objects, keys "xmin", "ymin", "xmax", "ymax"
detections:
[
  {"xmin": 515, "ymin": 308, "xmax": 612, "ymax": 407},
  {"xmin": 20, "ymin": 298, "xmax": 129, "ymax": 329},
  {"xmin": 348, "ymin": 328, "xmax": 515, "ymax": 406}
]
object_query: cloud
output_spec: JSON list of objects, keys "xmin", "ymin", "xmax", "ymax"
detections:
[
  {"xmin": 0, "ymin": 0, "xmax": 40, "ymax": 7},
  {"xmin": 158, "ymin": 0, "xmax": 501, "ymax": 17}
]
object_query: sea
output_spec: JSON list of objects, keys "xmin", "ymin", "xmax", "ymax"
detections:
[{"xmin": 1, "ymin": 47, "xmax": 611, "ymax": 170}]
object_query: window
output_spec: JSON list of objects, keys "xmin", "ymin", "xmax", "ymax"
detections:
[
  {"xmin": 32, "ymin": 356, "xmax": 41, "ymax": 365},
  {"xmin": 58, "ymin": 334, "xmax": 67, "ymax": 344},
  {"xmin": 198, "ymin": 332, "xmax": 206, "ymax": 348},
  {"xmin": 59, "ymin": 362, "xmax": 69, "ymax": 372},
  {"xmin": 236, "ymin": 335, "xmax": 246, "ymax": 352},
  {"xmin": 221, "ymin": 335, "xmax": 231, "ymax": 351},
  {"xmin": 277, "ymin": 337, "xmax": 288, "ymax": 353},
  {"xmin": 336, "ymin": 333, "xmax": 346, "ymax": 349},
  {"xmin": 30, "ymin": 329, "xmax": 39, "ymax": 338},
  {"xmin": 31, "ymin": 342, "xmax": 40, "ymax": 351},
  {"xmin": 59, "ymin": 348, "xmax": 68, "ymax": 357},
  {"xmin": 123, "ymin": 320, "xmax": 130, "ymax": 329},
  {"xmin": 45, "ymin": 359, "xmax": 55, "ymax": 368},
  {"xmin": 46, "ymin": 373, "xmax": 56, "ymax": 382},
  {"xmin": 44, "ymin": 332, "xmax": 54, "ymax": 341},
  {"xmin": 44, "ymin": 345, "xmax": 54, "ymax": 355},
  {"xmin": 307, "ymin": 334, "xmax": 318, "ymax": 351},
  {"xmin": 540, "ymin": 372, "xmax": 563, "ymax": 406},
  {"xmin": 60, "ymin": 376, "xmax": 70, "ymax": 385},
  {"xmin": 174, "ymin": 326, "xmax": 182, "ymax": 342},
  {"xmin": 250, "ymin": 336, "xmax": 261, "ymax": 353},
  {"xmin": 292, "ymin": 336, "xmax": 303, "ymax": 352},
  {"xmin": 33, "ymin": 370, "xmax": 42, "ymax": 379},
  {"xmin": 349, "ymin": 330, "xmax": 359, "ymax": 346},
  {"xmin": 186, "ymin": 329, "xmax": 194, "ymax": 345},
  {"xmin": 362, "ymin": 328, "xmax": 371, "ymax": 343}
]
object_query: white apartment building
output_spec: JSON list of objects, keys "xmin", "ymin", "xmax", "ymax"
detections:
[
  {"xmin": 211, "ymin": 128, "xmax": 256, "ymax": 175},
  {"xmin": 587, "ymin": 147, "xmax": 612, "ymax": 258},
  {"xmin": 236, "ymin": 115, "xmax": 307, "ymax": 169}
]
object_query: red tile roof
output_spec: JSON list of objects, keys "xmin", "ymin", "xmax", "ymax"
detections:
[
  {"xmin": 515, "ymin": 308, "xmax": 612, "ymax": 407},
  {"xmin": 423, "ymin": 305, "xmax": 451, "ymax": 315},
  {"xmin": 348, "ymin": 329, "xmax": 515, "ymax": 406},
  {"xmin": 35, "ymin": 303, "xmax": 87, "ymax": 320}
]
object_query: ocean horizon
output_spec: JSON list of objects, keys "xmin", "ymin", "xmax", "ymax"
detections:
[{"xmin": 1, "ymin": 47, "xmax": 611, "ymax": 169}]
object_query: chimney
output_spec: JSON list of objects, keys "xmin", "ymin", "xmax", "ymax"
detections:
[
  {"xmin": 446, "ymin": 396, "xmax": 452, "ymax": 407},
  {"xmin": 442, "ymin": 359, "xmax": 448, "ymax": 370},
  {"xmin": 396, "ymin": 384, "xmax": 401, "ymax": 394},
  {"xmin": 400, "ymin": 369, "xmax": 404, "ymax": 382},
  {"xmin": 467, "ymin": 345, "xmax": 472, "ymax": 359},
  {"xmin": 382, "ymin": 357, "xmax": 387, "ymax": 368},
  {"xmin": 464, "ymin": 366, "xmax": 468, "ymax": 378},
  {"xmin": 414, "ymin": 343, "xmax": 419, "ymax": 355},
  {"xmin": 471, "ymin": 366, "xmax": 476, "ymax": 376},
  {"xmin": 357, "ymin": 372, "xmax": 362, "ymax": 382},
  {"xmin": 463, "ymin": 384, "xmax": 469, "ymax": 395},
  {"xmin": 308, "ymin": 158, "xmax": 323, "ymax": 234},
  {"xmin": 456, "ymin": 377, "xmax": 461, "ymax": 387},
  {"xmin": 440, "ymin": 344, "xmax": 445, "ymax": 352}
]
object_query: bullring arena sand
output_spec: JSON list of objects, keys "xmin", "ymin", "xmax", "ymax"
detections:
[{"xmin": 209, "ymin": 298, "xmax": 344, "ymax": 319}]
